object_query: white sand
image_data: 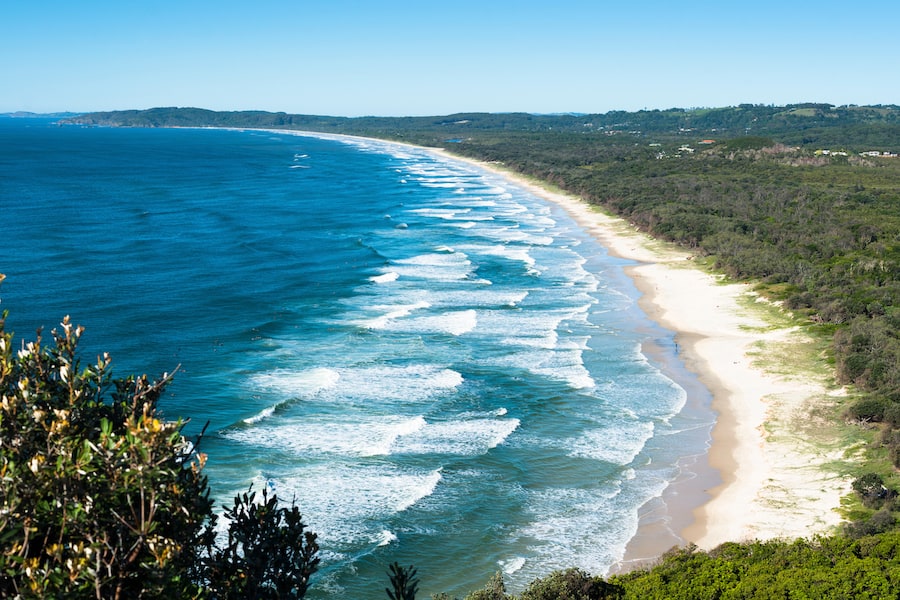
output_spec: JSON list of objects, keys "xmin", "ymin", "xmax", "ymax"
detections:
[{"xmin": 430, "ymin": 149, "xmax": 851, "ymax": 552}]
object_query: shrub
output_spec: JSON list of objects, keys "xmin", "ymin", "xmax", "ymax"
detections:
[
  {"xmin": 846, "ymin": 396, "xmax": 889, "ymax": 422},
  {"xmin": 518, "ymin": 568, "xmax": 624, "ymax": 600},
  {"xmin": 0, "ymin": 304, "xmax": 318, "ymax": 598},
  {"xmin": 463, "ymin": 571, "xmax": 508, "ymax": 600},
  {"xmin": 851, "ymin": 473, "xmax": 895, "ymax": 509},
  {"xmin": 0, "ymin": 314, "xmax": 212, "ymax": 598},
  {"xmin": 205, "ymin": 487, "xmax": 319, "ymax": 599},
  {"xmin": 387, "ymin": 563, "xmax": 419, "ymax": 600}
]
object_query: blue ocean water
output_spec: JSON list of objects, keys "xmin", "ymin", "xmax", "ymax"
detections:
[{"xmin": 0, "ymin": 118, "xmax": 713, "ymax": 598}]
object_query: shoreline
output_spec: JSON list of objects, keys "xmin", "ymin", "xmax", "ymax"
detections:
[
  {"xmin": 423, "ymin": 148, "xmax": 851, "ymax": 564},
  {"xmin": 256, "ymin": 128, "xmax": 850, "ymax": 571}
]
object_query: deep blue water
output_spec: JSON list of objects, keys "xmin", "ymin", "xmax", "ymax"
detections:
[{"xmin": 0, "ymin": 118, "xmax": 713, "ymax": 598}]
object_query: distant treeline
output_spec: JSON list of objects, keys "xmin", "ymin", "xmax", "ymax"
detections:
[
  {"xmin": 63, "ymin": 103, "xmax": 900, "ymax": 150},
  {"xmin": 64, "ymin": 103, "xmax": 900, "ymax": 528}
]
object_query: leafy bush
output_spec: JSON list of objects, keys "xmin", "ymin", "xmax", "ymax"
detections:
[
  {"xmin": 846, "ymin": 396, "xmax": 891, "ymax": 423},
  {"xmin": 852, "ymin": 473, "xmax": 896, "ymax": 509},
  {"xmin": 0, "ymin": 314, "xmax": 211, "ymax": 598},
  {"xmin": 610, "ymin": 535, "xmax": 900, "ymax": 599},
  {"xmin": 205, "ymin": 487, "xmax": 319, "ymax": 599},
  {"xmin": 462, "ymin": 571, "xmax": 507, "ymax": 600},
  {"xmin": 387, "ymin": 563, "xmax": 419, "ymax": 600},
  {"xmin": 0, "ymin": 303, "xmax": 318, "ymax": 598},
  {"xmin": 518, "ymin": 568, "xmax": 623, "ymax": 600}
]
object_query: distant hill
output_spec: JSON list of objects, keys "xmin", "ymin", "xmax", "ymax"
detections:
[
  {"xmin": 3, "ymin": 111, "xmax": 82, "ymax": 119},
  {"xmin": 61, "ymin": 104, "xmax": 900, "ymax": 150}
]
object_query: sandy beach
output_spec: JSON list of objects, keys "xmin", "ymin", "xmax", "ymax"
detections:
[
  {"xmin": 286, "ymin": 129, "xmax": 852, "ymax": 569},
  {"xmin": 431, "ymin": 149, "xmax": 852, "ymax": 564}
]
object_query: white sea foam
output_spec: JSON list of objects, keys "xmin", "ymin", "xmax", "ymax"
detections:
[
  {"xmin": 510, "ymin": 486, "xmax": 643, "ymax": 584},
  {"xmin": 327, "ymin": 365, "xmax": 465, "ymax": 404},
  {"xmin": 399, "ymin": 288, "xmax": 528, "ymax": 310},
  {"xmin": 253, "ymin": 465, "xmax": 444, "ymax": 548},
  {"xmin": 457, "ymin": 243, "xmax": 536, "ymax": 268},
  {"xmin": 229, "ymin": 411, "xmax": 518, "ymax": 459},
  {"xmin": 377, "ymin": 309, "xmax": 478, "ymax": 336},
  {"xmin": 567, "ymin": 421, "xmax": 656, "ymax": 465},
  {"xmin": 424, "ymin": 309, "xmax": 479, "ymax": 336},
  {"xmin": 249, "ymin": 364, "xmax": 463, "ymax": 408},
  {"xmin": 500, "ymin": 557, "xmax": 527, "ymax": 575},
  {"xmin": 394, "ymin": 252, "xmax": 472, "ymax": 267},
  {"xmin": 369, "ymin": 271, "xmax": 400, "ymax": 284},
  {"xmin": 525, "ymin": 348, "xmax": 596, "ymax": 389},
  {"xmin": 376, "ymin": 530, "xmax": 397, "ymax": 547},
  {"xmin": 390, "ymin": 252, "xmax": 474, "ymax": 281},
  {"xmin": 394, "ymin": 469, "xmax": 442, "ymax": 511},
  {"xmin": 495, "ymin": 459, "xmax": 672, "ymax": 588},
  {"xmin": 364, "ymin": 416, "xmax": 428, "ymax": 456},
  {"xmin": 457, "ymin": 213, "xmax": 495, "ymax": 222},
  {"xmin": 250, "ymin": 367, "xmax": 340, "ymax": 397},
  {"xmin": 455, "ymin": 407, "xmax": 509, "ymax": 421},
  {"xmin": 535, "ymin": 363, "xmax": 596, "ymax": 390},
  {"xmin": 606, "ymin": 374, "xmax": 687, "ymax": 421},
  {"xmin": 224, "ymin": 415, "xmax": 420, "ymax": 457},
  {"xmin": 243, "ymin": 404, "xmax": 277, "ymax": 424},
  {"xmin": 490, "ymin": 201, "xmax": 528, "ymax": 216},
  {"xmin": 475, "ymin": 310, "xmax": 563, "ymax": 350},
  {"xmin": 476, "ymin": 224, "xmax": 554, "ymax": 246},
  {"xmin": 363, "ymin": 300, "xmax": 431, "ymax": 329},
  {"xmin": 456, "ymin": 198, "xmax": 496, "ymax": 208},
  {"xmin": 418, "ymin": 181, "xmax": 462, "ymax": 188},
  {"xmin": 391, "ymin": 417, "xmax": 520, "ymax": 455},
  {"xmin": 409, "ymin": 207, "xmax": 472, "ymax": 219}
]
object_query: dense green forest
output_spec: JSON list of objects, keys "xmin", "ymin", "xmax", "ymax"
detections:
[{"xmin": 59, "ymin": 105, "xmax": 900, "ymax": 597}]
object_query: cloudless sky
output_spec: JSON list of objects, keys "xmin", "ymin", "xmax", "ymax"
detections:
[{"xmin": 2, "ymin": 0, "xmax": 897, "ymax": 116}]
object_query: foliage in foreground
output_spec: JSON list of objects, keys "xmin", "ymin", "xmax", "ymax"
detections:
[
  {"xmin": 387, "ymin": 562, "xmax": 420, "ymax": 600},
  {"xmin": 0, "ymin": 304, "xmax": 318, "ymax": 599}
]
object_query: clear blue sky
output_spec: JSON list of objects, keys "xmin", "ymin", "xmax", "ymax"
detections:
[{"xmin": 3, "ymin": 0, "xmax": 897, "ymax": 116}]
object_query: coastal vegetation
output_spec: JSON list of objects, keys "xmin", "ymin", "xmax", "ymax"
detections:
[
  {"xmin": 0, "ymin": 303, "xmax": 319, "ymax": 599},
  {"xmin": 29, "ymin": 104, "xmax": 900, "ymax": 596}
]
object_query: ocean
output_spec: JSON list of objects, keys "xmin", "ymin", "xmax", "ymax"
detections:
[{"xmin": 0, "ymin": 118, "xmax": 714, "ymax": 598}]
